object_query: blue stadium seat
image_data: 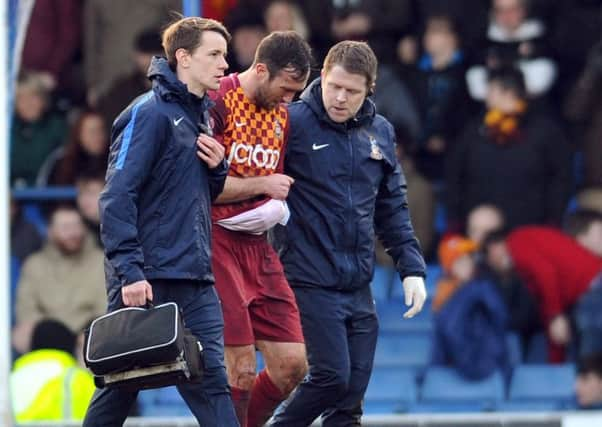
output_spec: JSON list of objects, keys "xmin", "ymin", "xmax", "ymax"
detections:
[
  {"xmin": 10, "ymin": 256, "xmax": 20, "ymax": 294},
  {"xmin": 138, "ymin": 387, "xmax": 192, "ymax": 416},
  {"xmin": 434, "ymin": 202, "xmax": 447, "ymax": 235},
  {"xmin": 426, "ymin": 264, "xmax": 443, "ymax": 292},
  {"xmin": 496, "ymin": 401, "xmax": 564, "ymax": 412},
  {"xmin": 374, "ymin": 332, "xmax": 432, "ymax": 368},
  {"xmin": 525, "ymin": 333, "xmax": 548, "ymax": 364},
  {"xmin": 376, "ymin": 300, "xmax": 433, "ymax": 333},
  {"xmin": 364, "ymin": 367, "xmax": 417, "ymax": 413},
  {"xmin": 409, "ymin": 401, "xmax": 490, "ymax": 413},
  {"xmin": 370, "ymin": 265, "xmax": 395, "ymax": 302},
  {"xmin": 10, "ymin": 256, "xmax": 20, "ymax": 324},
  {"xmin": 506, "ymin": 332, "xmax": 523, "ymax": 366},
  {"xmin": 508, "ymin": 364, "xmax": 576, "ymax": 408},
  {"xmin": 256, "ymin": 351, "xmax": 265, "ymax": 371},
  {"xmin": 420, "ymin": 367, "xmax": 505, "ymax": 411},
  {"xmin": 22, "ymin": 203, "xmax": 47, "ymax": 237},
  {"xmin": 363, "ymin": 400, "xmax": 402, "ymax": 414}
]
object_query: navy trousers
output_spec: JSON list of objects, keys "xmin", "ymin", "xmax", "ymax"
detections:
[
  {"xmin": 269, "ymin": 285, "xmax": 379, "ymax": 426},
  {"xmin": 83, "ymin": 280, "xmax": 239, "ymax": 426}
]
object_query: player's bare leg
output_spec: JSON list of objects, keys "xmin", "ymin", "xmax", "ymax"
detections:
[
  {"xmin": 249, "ymin": 341, "xmax": 307, "ymax": 427},
  {"xmin": 225, "ymin": 345, "xmax": 256, "ymax": 426}
]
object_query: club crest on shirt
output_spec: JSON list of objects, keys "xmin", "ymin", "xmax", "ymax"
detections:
[
  {"xmin": 369, "ymin": 135, "xmax": 383, "ymax": 160},
  {"xmin": 274, "ymin": 120, "xmax": 283, "ymax": 139}
]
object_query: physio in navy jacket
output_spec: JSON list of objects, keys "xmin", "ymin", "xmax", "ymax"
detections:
[
  {"xmin": 270, "ymin": 41, "xmax": 427, "ymax": 426},
  {"xmin": 85, "ymin": 18, "xmax": 239, "ymax": 427}
]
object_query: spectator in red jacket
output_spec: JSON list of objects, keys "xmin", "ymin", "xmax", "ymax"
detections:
[
  {"xmin": 21, "ymin": 0, "xmax": 81, "ymax": 92},
  {"xmin": 488, "ymin": 221, "xmax": 602, "ymax": 362}
]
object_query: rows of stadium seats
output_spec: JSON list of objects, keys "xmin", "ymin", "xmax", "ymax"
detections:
[
  {"xmin": 364, "ymin": 264, "xmax": 577, "ymax": 414},
  {"xmin": 364, "ymin": 364, "xmax": 576, "ymax": 414},
  {"xmin": 136, "ymin": 359, "xmax": 576, "ymax": 416}
]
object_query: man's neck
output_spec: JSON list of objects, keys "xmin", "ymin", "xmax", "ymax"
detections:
[
  {"xmin": 176, "ymin": 69, "xmax": 206, "ymax": 98},
  {"xmin": 237, "ymin": 69, "xmax": 257, "ymax": 102}
]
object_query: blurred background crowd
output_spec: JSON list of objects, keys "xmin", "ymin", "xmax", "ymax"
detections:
[{"xmin": 8, "ymin": 0, "xmax": 602, "ymax": 421}]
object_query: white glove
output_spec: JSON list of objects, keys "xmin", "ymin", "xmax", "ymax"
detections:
[{"xmin": 402, "ymin": 276, "xmax": 427, "ymax": 319}]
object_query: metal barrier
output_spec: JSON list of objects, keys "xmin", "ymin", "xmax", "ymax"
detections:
[
  {"xmin": 16, "ymin": 411, "xmax": 602, "ymax": 427},
  {"xmin": 11, "ymin": 186, "xmax": 77, "ymax": 200}
]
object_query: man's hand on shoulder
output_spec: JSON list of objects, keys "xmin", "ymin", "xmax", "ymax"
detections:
[
  {"xmin": 196, "ymin": 134, "xmax": 225, "ymax": 169},
  {"xmin": 402, "ymin": 276, "xmax": 427, "ymax": 319},
  {"xmin": 122, "ymin": 280, "xmax": 154, "ymax": 307},
  {"xmin": 262, "ymin": 174, "xmax": 295, "ymax": 200}
]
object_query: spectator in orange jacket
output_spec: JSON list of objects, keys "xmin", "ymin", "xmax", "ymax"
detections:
[{"xmin": 433, "ymin": 235, "xmax": 478, "ymax": 311}]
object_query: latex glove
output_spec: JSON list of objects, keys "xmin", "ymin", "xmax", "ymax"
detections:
[{"xmin": 402, "ymin": 276, "xmax": 427, "ymax": 318}]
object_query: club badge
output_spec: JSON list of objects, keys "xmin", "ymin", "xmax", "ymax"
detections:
[
  {"xmin": 274, "ymin": 121, "xmax": 283, "ymax": 139},
  {"xmin": 369, "ymin": 135, "xmax": 383, "ymax": 160}
]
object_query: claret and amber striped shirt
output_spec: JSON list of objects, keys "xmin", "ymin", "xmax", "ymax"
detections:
[{"xmin": 209, "ymin": 73, "xmax": 290, "ymax": 221}]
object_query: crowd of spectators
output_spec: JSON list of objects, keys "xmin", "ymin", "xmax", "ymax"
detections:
[{"xmin": 8, "ymin": 0, "xmax": 602, "ymax": 417}]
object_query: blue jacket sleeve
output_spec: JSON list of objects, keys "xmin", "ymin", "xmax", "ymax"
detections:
[
  {"xmin": 374, "ymin": 121, "xmax": 426, "ymax": 279},
  {"xmin": 208, "ymin": 158, "xmax": 228, "ymax": 201},
  {"xmin": 99, "ymin": 96, "xmax": 166, "ymax": 286}
]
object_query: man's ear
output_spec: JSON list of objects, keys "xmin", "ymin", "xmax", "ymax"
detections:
[
  {"xmin": 175, "ymin": 48, "xmax": 190, "ymax": 68},
  {"xmin": 255, "ymin": 62, "xmax": 269, "ymax": 80},
  {"xmin": 368, "ymin": 82, "xmax": 375, "ymax": 96}
]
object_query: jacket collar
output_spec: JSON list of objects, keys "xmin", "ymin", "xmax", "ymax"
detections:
[
  {"xmin": 147, "ymin": 56, "xmax": 214, "ymax": 112},
  {"xmin": 300, "ymin": 77, "xmax": 375, "ymax": 132}
]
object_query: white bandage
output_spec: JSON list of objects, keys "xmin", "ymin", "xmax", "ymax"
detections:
[{"xmin": 217, "ymin": 199, "xmax": 290, "ymax": 234}]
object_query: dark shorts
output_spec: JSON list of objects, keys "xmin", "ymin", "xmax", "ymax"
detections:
[{"xmin": 211, "ymin": 225, "xmax": 304, "ymax": 346}]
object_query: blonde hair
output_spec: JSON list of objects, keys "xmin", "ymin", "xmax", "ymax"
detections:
[{"xmin": 16, "ymin": 70, "xmax": 51, "ymax": 102}]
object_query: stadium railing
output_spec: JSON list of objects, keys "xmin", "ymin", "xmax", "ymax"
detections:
[{"xmin": 16, "ymin": 411, "xmax": 602, "ymax": 427}]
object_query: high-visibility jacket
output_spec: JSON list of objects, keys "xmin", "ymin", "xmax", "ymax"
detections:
[{"xmin": 11, "ymin": 349, "xmax": 95, "ymax": 421}]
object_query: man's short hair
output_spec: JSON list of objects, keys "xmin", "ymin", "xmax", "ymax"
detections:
[
  {"xmin": 162, "ymin": 17, "xmax": 231, "ymax": 70},
  {"xmin": 323, "ymin": 41, "xmax": 378, "ymax": 94},
  {"xmin": 487, "ymin": 66, "xmax": 527, "ymax": 99},
  {"xmin": 578, "ymin": 352, "xmax": 602, "ymax": 377},
  {"xmin": 253, "ymin": 31, "xmax": 312, "ymax": 81},
  {"xmin": 481, "ymin": 228, "xmax": 510, "ymax": 255},
  {"xmin": 48, "ymin": 204, "xmax": 79, "ymax": 225},
  {"xmin": 565, "ymin": 209, "xmax": 602, "ymax": 238},
  {"xmin": 31, "ymin": 319, "xmax": 76, "ymax": 355},
  {"xmin": 17, "ymin": 70, "xmax": 51, "ymax": 101}
]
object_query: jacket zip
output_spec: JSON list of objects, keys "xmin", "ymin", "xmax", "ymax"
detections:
[{"xmin": 343, "ymin": 130, "xmax": 355, "ymax": 288}]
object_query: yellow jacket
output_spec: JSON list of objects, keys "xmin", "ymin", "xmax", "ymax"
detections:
[{"xmin": 11, "ymin": 349, "xmax": 95, "ymax": 422}]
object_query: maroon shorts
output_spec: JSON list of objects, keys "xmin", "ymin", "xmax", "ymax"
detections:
[{"xmin": 211, "ymin": 225, "xmax": 304, "ymax": 346}]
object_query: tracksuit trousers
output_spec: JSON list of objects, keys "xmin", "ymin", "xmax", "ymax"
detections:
[
  {"xmin": 269, "ymin": 284, "xmax": 379, "ymax": 426},
  {"xmin": 83, "ymin": 279, "xmax": 239, "ymax": 427}
]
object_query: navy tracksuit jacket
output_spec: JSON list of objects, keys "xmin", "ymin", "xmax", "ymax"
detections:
[
  {"xmin": 270, "ymin": 78, "xmax": 426, "ymax": 426},
  {"xmin": 84, "ymin": 57, "xmax": 238, "ymax": 426}
]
